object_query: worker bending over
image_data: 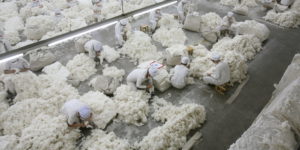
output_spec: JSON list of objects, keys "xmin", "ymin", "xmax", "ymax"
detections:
[
  {"xmin": 84, "ymin": 39, "xmax": 103, "ymax": 65},
  {"xmin": 61, "ymin": 99, "xmax": 94, "ymax": 128},
  {"xmin": 203, "ymin": 53, "xmax": 230, "ymax": 86},
  {"xmin": 170, "ymin": 56, "xmax": 190, "ymax": 89},
  {"xmin": 149, "ymin": 9, "xmax": 162, "ymax": 33},
  {"xmin": 0, "ymin": 30, "xmax": 12, "ymax": 54},
  {"xmin": 115, "ymin": 19, "xmax": 131, "ymax": 48},
  {"xmin": 217, "ymin": 12, "xmax": 236, "ymax": 38},
  {"xmin": 126, "ymin": 66, "xmax": 159, "ymax": 93}
]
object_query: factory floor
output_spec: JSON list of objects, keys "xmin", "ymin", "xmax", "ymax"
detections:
[{"xmin": 21, "ymin": 0, "xmax": 300, "ymax": 149}]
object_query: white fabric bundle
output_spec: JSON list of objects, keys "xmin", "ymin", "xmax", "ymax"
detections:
[
  {"xmin": 42, "ymin": 62, "xmax": 71, "ymax": 81},
  {"xmin": 16, "ymin": 114, "xmax": 81, "ymax": 150},
  {"xmin": 165, "ymin": 44, "xmax": 188, "ymax": 66},
  {"xmin": 0, "ymin": 2, "xmax": 18, "ymax": 22},
  {"xmin": 0, "ymin": 98, "xmax": 53, "ymax": 135},
  {"xmin": 231, "ymin": 20, "xmax": 270, "ymax": 41},
  {"xmin": 24, "ymin": 15, "xmax": 55, "ymax": 40},
  {"xmin": 101, "ymin": 45, "xmax": 120, "ymax": 63},
  {"xmin": 99, "ymin": 0, "xmax": 122, "ymax": 20},
  {"xmin": 211, "ymin": 35, "xmax": 262, "ymax": 61},
  {"xmin": 113, "ymin": 85, "xmax": 151, "ymax": 126},
  {"xmin": 264, "ymin": 10, "xmax": 300, "ymax": 28},
  {"xmin": 66, "ymin": 53, "xmax": 97, "ymax": 82},
  {"xmin": 28, "ymin": 48, "xmax": 57, "ymax": 71},
  {"xmin": 81, "ymin": 129, "xmax": 131, "ymax": 150},
  {"xmin": 79, "ymin": 91, "xmax": 117, "ymax": 129},
  {"xmin": 137, "ymin": 97, "xmax": 206, "ymax": 150},
  {"xmin": 0, "ymin": 135, "xmax": 19, "ymax": 150},
  {"xmin": 20, "ymin": 1, "xmax": 53, "ymax": 19},
  {"xmin": 124, "ymin": 0, "xmax": 156, "ymax": 13},
  {"xmin": 121, "ymin": 31, "xmax": 162, "ymax": 64},
  {"xmin": 199, "ymin": 12, "xmax": 222, "ymax": 43}
]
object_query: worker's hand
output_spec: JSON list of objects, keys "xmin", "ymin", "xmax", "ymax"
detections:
[
  {"xmin": 207, "ymin": 73, "xmax": 212, "ymax": 76},
  {"xmin": 147, "ymin": 84, "xmax": 153, "ymax": 89}
]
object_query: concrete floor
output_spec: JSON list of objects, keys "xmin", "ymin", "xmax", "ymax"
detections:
[{"xmin": 15, "ymin": 0, "xmax": 300, "ymax": 149}]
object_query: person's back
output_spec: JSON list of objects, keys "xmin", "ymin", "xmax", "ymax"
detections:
[
  {"xmin": 61, "ymin": 99, "xmax": 88, "ymax": 125},
  {"xmin": 171, "ymin": 65, "xmax": 189, "ymax": 89},
  {"xmin": 126, "ymin": 68, "xmax": 147, "ymax": 84}
]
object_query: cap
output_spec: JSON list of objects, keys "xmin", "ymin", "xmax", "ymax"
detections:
[
  {"xmin": 148, "ymin": 66, "xmax": 159, "ymax": 77},
  {"xmin": 181, "ymin": 56, "xmax": 190, "ymax": 65},
  {"xmin": 227, "ymin": 12, "xmax": 234, "ymax": 17},
  {"xmin": 120, "ymin": 19, "xmax": 128, "ymax": 26},
  {"xmin": 210, "ymin": 52, "xmax": 221, "ymax": 61},
  {"xmin": 78, "ymin": 106, "xmax": 91, "ymax": 120},
  {"xmin": 93, "ymin": 42, "xmax": 103, "ymax": 52}
]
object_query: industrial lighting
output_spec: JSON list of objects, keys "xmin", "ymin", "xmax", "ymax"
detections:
[
  {"xmin": 0, "ymin": 54, "xmax": 24, "ymax": 64},
  {"xmin": 48, "ymin": 21, "xmax": 118, "ymax": 47},
  {"xmin": 133, "ymin": 1, "xmax": 177, "ymax": 17}
]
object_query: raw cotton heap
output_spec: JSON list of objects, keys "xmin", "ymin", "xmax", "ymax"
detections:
[
  {"xmin": 264, "ymin": 10, "xmax": 300, "ymax": 28},
  {"xmin": 220, "ymin": 0, "xmax": 257, "ymax": 7},
  {"xmin": 0, "ymin": 135, "xmax": 19, "ymax": 150},
  {"xmin": 121, "ymin": 31, "xmax": 162, "ymax": 64},
  {"xmin": 231, "ymin": 20, "xmax": 270, "ymax": 41},
  {"xmin": 0, "ymin": 98, "xmax": 53, "ymax": 135},
  {"xmin": 157, "ymin": 14, "xmax": 181, "ymax": 29},
  {"xmin": 80, "ymin": 129, "xmax": 131, "ymax": 150},
  {"xmin": 137, "ymin": 97, "xmax": 206, "ymax": 150},
  {"xmin": 190, "ymin": 44, "xmax": 210, "ymax": 58},
  {"xmin": 123, "ymin": 0, "xmax": 155, "ymax": 13},
  {"xmin": 199, "ymin": 12, "xmax": 222, "ymax": 43},
  {"xmin": 102, "ymin": 65, "xmax": 126, "ymax": 82},
  {"xmin": 16, "ymin": 114, "xmax": 81, "ymax": 150},
  {"xmin": 3, "ymin": 16, "xmax": 24, "ymax": 45},
  {"xmin": 66, "ymin": 53, "xmax": 97, "ymax": 82},
  {"xmin": 0, "ymin": 2, "xmax": 18, "ymax": 22},
  {"xmin": 42, "ymin": 62, "xmax": 71, "ymax": 81},
  {"xmin": 79, "ymin": 91, "xmax": 117, "ymax": 129},
  {"xmin": 113, "ymin": 85, "xmax": 151, "ymax": 126},
  {"xmin": 24, "ymin": 15, "xmax": 56, "ymax": 40},
  {"xmin": 189, "ymin": 54, "xmax": 215, "ymax": 79},
  {"xmin": 101, "ymin": 46, "xmax": 120, "ymax": 63},
  {"xmin": 211, "ymin": 35, "xmax": 262, "ymax": 61},
  {"xmin": 98, "ymin": 0, "xmax": 122, "ymax": 20}
]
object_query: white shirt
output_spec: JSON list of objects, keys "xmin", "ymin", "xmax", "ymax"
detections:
[
  {"xmin": 61, "ymin": 99, "xmax": 89, "ymax": 125},
  {"xmin": 170, "ymin": 65, "xmax": 189, "ymax": 89},
  {"xmin": 126, "ymin": 68, "xmax": 152, "ymax": 89},
  {"xmin": 115, "ymin": 22, "xmax": 126, "ymax": 39},
  {"xmin": 84, "ymin": 40, "xmax": 103, "ymax": 58},
  {"xmin": 5, "ymin": 58, "xmax": 29, "ymax": 70},
  {"xmin": 211, "ymin": 62, "xmax": 230, "ymax": 85}
]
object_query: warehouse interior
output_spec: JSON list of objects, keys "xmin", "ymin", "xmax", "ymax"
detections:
[{"xmin": 0, "ymin": 0, "xmax": 300, "ymax": 150}]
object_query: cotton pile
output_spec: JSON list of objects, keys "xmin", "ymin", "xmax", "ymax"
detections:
[
  {"xmin": 124, "ymin": 0, "xmax": 155, "ymax": 13},
  {"xmin": 3, "ymin": 16, "xmax": 24, "ymax": 45},
  {"xmin": 24, "ymin": 15, "xmax": 56, "ymax": 40},
  {"xmin": 66, "ymin": 53, "xmax": 97, "ymax": 82},
  {"xmin": 113, "ymin": 85, "xmax": 151, "ymax": 126},
  {"xmin": 98, "ymin": 0, "xmax": 122, "ymax": 20},
  {"xmin": 0, "ymin": 2, "xmax": 18, "ymax": 22},
  {"xmin": 189, "ymin": 55, "xmax": 215, "ymax": 78},
  {"xmin": 231, "ymin": 20, "xmax": 270, "ymax": 41},
  {"xmin": 42, "ymin": 62, "xmax": 71, "ymax": 81},
  {"xmin": 102, "ymin": 65, "xmax": 125, "ymax": 82},
  {"xmin": 121, "ymin": 31, "xmax": 162, "ymax": 64},
  {"xmin": 137, "ymin": 97, "xmax": 206, "ymax": 150},
  {"xmin": 19, "ymin": 1, "xmax": 53, "ymax": 19},
  {"xmin": 211, "ymin": 35, "xmax": 262, "ymax": 60},
  {"xmin": 16, "ymin": 114, "xmax": 81, "ymax": 150},
  {"xmin": 153, "ymin": 14, "xmax": 186, "ymax": 47},
  {"xmin": 0, "ymin": 98, "xmax": 54, "ymax": 135},
  {"xmin": 264, "ymin": 10, "xmax": 300, "ymax": 28},
  {"xmin": 220, "ymin": 0, "xmax": 257, "ymax": 7},
  {"xmin": 0, "ymin": 135, "xmax": 19, "ymax": 150},
  {"xmin": 81, "ymin": 129, "xmax": 131, "ymax": 150},
  {"xmin": 165, "ymin": 44, "xmax": 188, "ymax": 66},
  {"xmin": 79, "ymin": 91, "xmax": 117, "ymax": 129},
  {"xmin": 101, "ymin": 46, "xmax": 120, "ymax": 63},
  {"xmin": 199, "ymin": 12, "xmax": 222, "ymax": 43},
  {"xmin": 190, "ymin": 44, "xmax": 210, "ymax": 58}
]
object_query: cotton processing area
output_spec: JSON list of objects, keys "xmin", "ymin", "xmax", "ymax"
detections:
[{"xmin": 0, "ymin": 0, "xmax": 300, "ymax": 150}]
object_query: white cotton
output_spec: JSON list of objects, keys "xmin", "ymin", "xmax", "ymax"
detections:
[
  {"xmin": 4, "ymin": 16, "xmax": 24, "ymax": 32},
  {"xmin": 13, "ymin": 40, "xmax": 37, "ymax": 49},
  {"xmin": 121, "ymin": 31, "xmax": 162, "ymax": 64},
  {"xmin": 220, "ymin": 0, "xmax": 257, "ymax": 7},
  {"xmin": 42, "ymin": 62, "xmax": 71, "ymax": 81},
  {"xmin": 50, "ymin": 0, "xmax": 69, "ymax": 9},
  {"xmin": 153, "ymin": 69, "xmax": 171, "ymax": 92},
  {"xmin": 66, "ymin": 53, "xmax": 97, "ymax": 82},
  {"xmin": 165, "ymin": 44, "xmax": 188, "ymax": 66},
  {"xmin": 79, "ymin": 91, "xmax": 117, "ymax": 129},
  {"xmin": 158, "ymin": 14, "xmax": 181, "ymax": 29},
  {"xmin": 101, "ymin": 45, "xmax": 120, "ymax": 63},
  {"xmin": 0, "ymin": 2, "xmax": 18, "ymax": 23},
  {"xmin": 137, "ymin": 97, "xmax": 206, "ymax": 150},
  {"xmin": 16, "ymin": 114, "xmax": 81, "ymax": 150},
  {"xmin": 74, "ymin": 35, "xmax": 92, "ymax": 53},
  {"xmin": 3, "ymin": 30, "xmax": 20, "ymax": 45},
  {"xmin": 231, "ymin": 20, "xmax": 270, "ymax": 41},
  {"xmin": 103, "ymin": 65, "xmax": 125, "ymax": 82},
  {"xmin": 190, "ymin": 44, "xmax": 210, "ymax": 58},
  {"xmin": 189, "ymin": 55, "xmax": 215, "ymax": 78},
  {"xmin": 70, "ymin": 18, "xmax": 87, "ymax": 31},
  {"xmin": 24, "ymin": 15, "xmax": 55, "ymax": 40},
  {"xmin": 264, "ymin": 10, "xmax": 300, "ymax": 28},
  {"xmin": 0, "ymin": 135, "xmax": 19, "ymax": 150},
  {"xmin": 99, "ymin": 0, "xmax": 122, "ymax": 20},
  {"xmin": 0, "ymin": 98, "xmax": 54, "ymax": 135},
  {"xmin": 123, "ymin": 0, "xmax": 155, "ymax": 13},
  {"xmin": 81, "ymin": 129, "xmax": 131, "ymax": 150},
  {"xmin": 113, "ymin": 85, "xmax": 151, "ymax": 126},
  {"xmin": 153, "ymin": 27, "xmax": 187, "ymax": 47},
  {"xmin": 211, "ymin": 35, "xmax": 262, "ymax": 61},
  {"xmin": 20, "ymin": 1, "xmax": 53, "ymax": 19},
  {"xmin": 199, "ymin": 12, "xmax": 222, "ymax": 43}
]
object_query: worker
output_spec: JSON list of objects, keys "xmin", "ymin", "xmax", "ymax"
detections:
[
  {"xmin": 149, "ymin": 9, "xmax": 162, "ymax": 33},
  {"xmin": 61, "ymin": 99, "xmax": 94, "ymax": 128},
  {"xmin": 0, "ymin": 30, "xmax": 12, "ymax": 54},
  {"xmin": 203, "ymin": 52, "xmax": 230, "ymax": 86},
  {"xmin": 93, "ymin": 1, "xmax": 102, "ymax": 22},
  {"xmin": 84, "ymin": 39, "xmax": 103, "ymax": 65},
  {"xmin": 170, "ymin": 56, "xmax": 190, "ymax": 89},
  {"xmin": 115, "ymin": 19, "xmax": 130, "ymax": 48},
  {"xmin": 217, "ymin": 12, "xmax": 236, "ymax": 38},
  {"xmin": 126, "ymin": 65, "xmax": 159, "ymax": 93},
  {"xmin": 177, "ymin": 0, "xmax": 191, "ymax": 24}
]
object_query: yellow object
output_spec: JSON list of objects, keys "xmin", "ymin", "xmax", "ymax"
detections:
[
  {"xmin": 140, "ymin": 25, "xmax": 150, "ymax": 33},
  {"xmin": 186, "ymin": 46, "xmax": 194, "ymax": 55}
]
